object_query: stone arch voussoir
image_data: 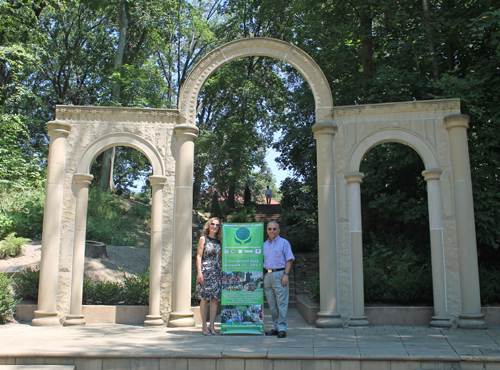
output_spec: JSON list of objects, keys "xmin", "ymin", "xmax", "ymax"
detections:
[
  {"xmin": 76, "ymin": 133, "xmax": 165, "ymax": 176},
  {"xmin": 177, "ymin": 37, "xmax": 333, "ymax": 126},
  {"xmin": 348, "ymin": 129, "xmax": 439, "ymax": 172}
]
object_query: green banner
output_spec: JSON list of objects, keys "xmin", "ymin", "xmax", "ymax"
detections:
[{"xmin": 221, "ymin": 223, "xmax": 264, "ymax": 335}]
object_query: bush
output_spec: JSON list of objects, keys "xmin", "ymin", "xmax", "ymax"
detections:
[
  {"xmin": 134, "ymin": 191, "xmax": 151, "ymax": 204},
  {"xmin": 209, "ymin": 191, "xmax": 223, "ymax": 219},
  {"xmin": 363, "ymin": 264, "xmax": 389, "ymax": 303},
  {"xmin": 387, "ymin": 267, "xmax": 433, "ymax": 305},
  {"xmin": 283, "ymin": 209, "xmax": 318, "ymax": 253},
  {"xmin": 0, "ymin": 181, "xmax": 45, "ymax": 239},
  {"xmin": 82, "ymin": 279, "xmax": 123, "ymax": 305},
  {"xmin": 12, "ymin": 267, "xmax": 39, "ymax": 302},
  {"xmin": 0, "ymin": 272, "xmax": 18, "ymax": 324},
  {"xmin": 122, "ymin": 268, "xmax": 149, "ymax": 305},
  {"xmin": 0, "ymin": 233, "xmax": 29, "ymax": 259},
  {"xmin": 480, "ymin": 266, "xmax": 500, "ymax": 305},
  {"xmin": 230, "ymin": 205, "xmax": 256, "ymax": 223},
  {"xmin": 307, "ymin": 272, "xmax": 320, "ymax": 300}
]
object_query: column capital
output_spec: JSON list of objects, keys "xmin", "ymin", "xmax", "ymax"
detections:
[
  {"xmin": 174, "ymin": 124, "xmax": 199, "ymax": 139},
  {"xmin": 312, "ymin": 121, "xmax": 338, "ymax": 138},
  {"xmin": 443, "ymin": 114, "xmax": 470, "ymax": 131},
  {"xmin": 73, "ymin": 173, "xmax": 94, "ymax": 185},
  {"xmin": 344, "ymin": 172, "xmax": 364, "ymax": 184},
  {"xmin": 47, "ymin": 120, "xmax": 72, "ymax": 136},
  {"xmin": 149, "ymin": 175, "xmax": 168, "ymax": 187},
  {"xmin": 422, "ymin": 168, "xmax": 443, "ymax": 182}
]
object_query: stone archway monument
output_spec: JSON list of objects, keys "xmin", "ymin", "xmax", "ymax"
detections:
[{"xmin": 33, "ymin": 37, "xmax": 485, "ymax": 329}]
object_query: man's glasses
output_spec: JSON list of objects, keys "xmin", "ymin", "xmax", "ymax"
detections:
[
  {"xmin": 211, "ymin": 223, "xmax": 220, "ymax": 227},
  {"xmin": 267, "ymin": 228, "xmax": 278, "ymax": 231}
]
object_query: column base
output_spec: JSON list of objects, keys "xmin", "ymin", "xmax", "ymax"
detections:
[
  {"xmin": 429, "ymin": 315, "xmax": 452, "ymax": 328},
  {"xmin": 315, "ymin": 311, "xmax": 343, "ymax": 328},
  {"xmin": 31, "ymin": 310, "xmax": 60, "ymax": 326},
  {"xmin": 167, "ymin": 311, "xmax": 196, "ymax": 327},
  {"xmin": 63, "ymin": 314, "xmax": 86, "ymax": 326},
  {"xmin": 144, "ymin": 315, "xmax": 165, "ymax": 326},
  {"xmin": 348, "ymin": 315, "xmax": 370, "ymax": 327},
  {"xmin": 457, "ymin": 312, "xmax": 487, "ymax": 329}
]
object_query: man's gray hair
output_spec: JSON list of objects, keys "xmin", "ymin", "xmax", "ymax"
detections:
[{"xmin": 267, "ymin": 221, "xmax": 280, "ymax": 229}]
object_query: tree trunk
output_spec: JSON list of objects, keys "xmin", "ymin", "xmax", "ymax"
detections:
[
  {"xmin": 227, "ymin": 183, "xmax": 236, "ymax": 209},
  {"xmin": 359, "ymin": 11, "xmax": 373, "ymax": 79},
  {"xmin": 100, "ymin": 1, "xmax": 128, "ymax": 190},
  {"xmin": 422, "ymin": 0, "xmax": 440, "ymax": 80}
]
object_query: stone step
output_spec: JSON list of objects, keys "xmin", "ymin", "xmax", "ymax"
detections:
[
  {"xmin": 255, "ymin": 214, "xmax": 283, "ymax": 221},
  {"xmin": 0, "ymin": 367, "xmax": 75, "ymax": 370}
]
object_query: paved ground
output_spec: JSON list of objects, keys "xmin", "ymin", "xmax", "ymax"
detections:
[{"xmin": 1, "ymin": 309, "xmax": 500, "ymax": 364}]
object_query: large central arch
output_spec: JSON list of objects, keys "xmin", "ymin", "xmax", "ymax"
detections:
[{"xmin": 169, "ymin": 37, "xmax": 343, "ymax": 328}]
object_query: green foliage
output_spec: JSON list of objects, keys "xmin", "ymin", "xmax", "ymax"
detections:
[
  {"xmin": 83, "ymin": 279, "xmax": 123, "ymax": 305},
  {"xmin": 209, "ymin": 191, "xmax": 223, "ymax": 219},
  {"xmin": 134, "ymin": 191, "xmax": 151, "ymax": 205},
  {"xmin": 191, "ymin": 272, "xmax": 200, "ymax": 306},
  {"xmin": 86, "ymin": 187, "xmax": 150, "ymax": 247},
  {"xmin": 122, "ymin": 268, "xmax": 150, "ymax": 305},
  {"xmin": 307, "ymin": 272, "xmax": 320, "ymax": 300},
  {"xmin": 479, "ymin": 267, "xmax": 500, "ymax": 305},
  {"xmin": 230, "ymin": 205, "xmax": 256, "ymax": 223},
  {"xmin": 12, "ymin": 267, "xmax": 39, "ymax": 302},
  {"xmin": 363, "ymin": 265, "xmax": 389, "ymax": 303},
  {"xmin": 284, "ymin": 210, "xmax": 318, "ymax": 253},
  {"xmin": 0, "ymin": 272, "xmax": 18, "ymax": 324},
  {"xmin": 0, "ymin": 233, "xmax": 29, "ymax": 259}
]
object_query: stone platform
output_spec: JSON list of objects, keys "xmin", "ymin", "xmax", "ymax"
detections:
[{"xmin": 2, "ymin": 309, "xmax": 500, "ymax": 370}]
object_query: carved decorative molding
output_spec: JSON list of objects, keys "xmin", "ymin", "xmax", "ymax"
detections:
[
  {"xmin": 55, "ymin": 105, "xmax": 182, "ymax": 122},
  {"xmin": 333, "ymin": 99, "xmax": 461, "ymax": 118}
]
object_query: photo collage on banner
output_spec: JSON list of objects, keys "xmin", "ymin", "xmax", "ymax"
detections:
[{"xmin": 221, "ymin": 223, "xmax": 264, "ymax": 335}]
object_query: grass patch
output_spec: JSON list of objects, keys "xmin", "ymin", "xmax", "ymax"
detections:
[{"xmin": 86, "ymin": 187, "xmax": 151, "ymax": 247}]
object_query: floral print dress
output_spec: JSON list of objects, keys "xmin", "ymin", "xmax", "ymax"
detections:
[{"xmin": 196, "ymin": 236, "xmax": 222, "ymax": 301}]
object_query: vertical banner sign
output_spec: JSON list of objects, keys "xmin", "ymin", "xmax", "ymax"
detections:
[{"xmin": 221, "ymin": 223, "xmax": 264, "ymax": 335}]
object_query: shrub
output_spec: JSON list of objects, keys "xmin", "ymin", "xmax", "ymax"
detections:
[
  {"xmin": 209, "ymin": 191, "xmax": 223, "ymax": 219},
  {"xmin": 283, "ymin": 210, "xmax": 318, "ymax": 253},
  {"xmin": 387, "ymin": 267, "xmax": 433, "ymax": 305},
  {"xmin": 12, "ymin": 267, "xmax": 39, "ymax": 302},
  {"xmin": 82, "ymin": 279, "xmax": 123, "ymax": 305},
  {"xmin": 307, "ymin": 272, "xmax": 320, "ymax": 300},
  {"xmin": 230, "ymin": 205, "xmax": 256, "ymax": 223},
  {"xmin": 191, "ymin": 272, "xmax": 199, "ymax": 305},
  {"xmin": 0, "ymin": 233, "xmax": 29, "ymax": 259},
  {"xmin": 0, "ymin": 272, "xmax": 18, "ymax": 324},
  {"xmin": 134, "ymin": 191, "xmax": 151, "ymax": 204},
  {"xmin": 479, "ymin": 266, "xmax": 500, "ymax": 305},
  {"xmin": 363, "ymin": 264, "xmax": 389, "ymax": 303},
  {"xmin": 122, "ymin": 268, "xmax": 149, "ymax": 305}
]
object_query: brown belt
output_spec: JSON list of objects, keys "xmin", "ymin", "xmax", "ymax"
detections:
[{"xmin": 264, "ymin": 268, "xmax": 285, "ymax": 274}]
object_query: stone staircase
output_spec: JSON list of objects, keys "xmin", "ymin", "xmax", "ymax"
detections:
[{"xmin": 255, "ymin": 204, "xmax": 295, "ymax": 309}]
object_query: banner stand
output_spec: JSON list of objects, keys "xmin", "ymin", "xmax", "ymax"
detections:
[{"xmin": 221, "ymin": 223, "xmax": 264, "ymax": 335}]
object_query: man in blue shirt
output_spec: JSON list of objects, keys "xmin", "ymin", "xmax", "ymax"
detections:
[{"xmin": 263, "ymin": 221, "xmax": 295, "ymax": 338}]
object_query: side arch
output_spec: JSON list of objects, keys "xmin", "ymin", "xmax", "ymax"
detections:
[
  {"xmin": 177, "ymin": 37, "xmax": 333, "ymax": 125},
  {"xmin": 76, "ymin": 133, "xmax": 165, "ymax": 175},
  {"xmin": 348, "ymin": 129, "xmax": 439, "ymax": 172}
]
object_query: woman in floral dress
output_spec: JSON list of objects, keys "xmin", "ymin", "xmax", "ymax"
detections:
[{"xmin": 196, "ymin": 217, "xmax": 222, "ymax": 335}]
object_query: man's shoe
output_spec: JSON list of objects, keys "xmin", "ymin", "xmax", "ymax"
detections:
[
  {"xmin": 265, "ymin": 329, "xmax": 279, "ymax": 336},
  {"xmin": 278, "ymin": 331, "xmax": 286, "ymax": 338}
]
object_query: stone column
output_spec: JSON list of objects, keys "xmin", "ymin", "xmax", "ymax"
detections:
[
  {"xmin": 168, "ymin": 124, "xmax": 199, "ymax": 327},
  {"xmin": 444, "ymin": 114, "xmax": 486, "ymax": 329},
  {"xmin": 422, "ymin": 169, "xmax": 452, "ymax": 328},
  {"xmin": 345, "ymin": 172, "xmax": 369, "ymax": 327},
  {"xmin": 32, "ymin": 120, "xmax": 71, "ymax": 326},
  {"xmin": 64, "ymin": 173, "xmax": 93, "ymax": 326},
  {"xmin": 312, "ymin": 121, "xmax": 343, "ymax": 328},
  {"xmin": 145, "ymin": 175, "xmax": 168, "ymax": 326}
]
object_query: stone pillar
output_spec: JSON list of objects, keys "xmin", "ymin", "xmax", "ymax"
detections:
[
  {"xmin": 444, "ymin": 114, "xmax": 486, "ymax": 329},
  {"xmin": 145, "ymin": 175, "xmax": 168, "ymax": 326},
  {"xmin": 32, "ymin": 120, "xmax": 71, "ymax": 326},
  {"xmin": 345, "ymin": 172, "xmax": 369, "ymax": 327},
  {"xmin": 312, "ymin": 121, "xmax": 343, "ymax": 328},
  {"xmin": 64, "ymin": 173, "xmax": 93, "ymax": 326},
  {"xmin": 422, "ymin": 169, "xmax": 452, "ymax": 328},
  {"xmin": 168, "ymin": 124, "xmax": 199, "ymax": 327}
]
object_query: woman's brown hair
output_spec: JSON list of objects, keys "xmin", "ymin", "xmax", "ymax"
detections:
[{"xmin": 201, "ymin": 217, "xmax": 223, "ymax": 242}]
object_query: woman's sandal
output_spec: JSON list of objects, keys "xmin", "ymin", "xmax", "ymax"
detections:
[
  {"xmin": 210, "ymin": 327, "xmax": 219, "ymax": 336},
  {"xmin": 202, "ymin": 328, "xmax": 212, "ymax": 336}
]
